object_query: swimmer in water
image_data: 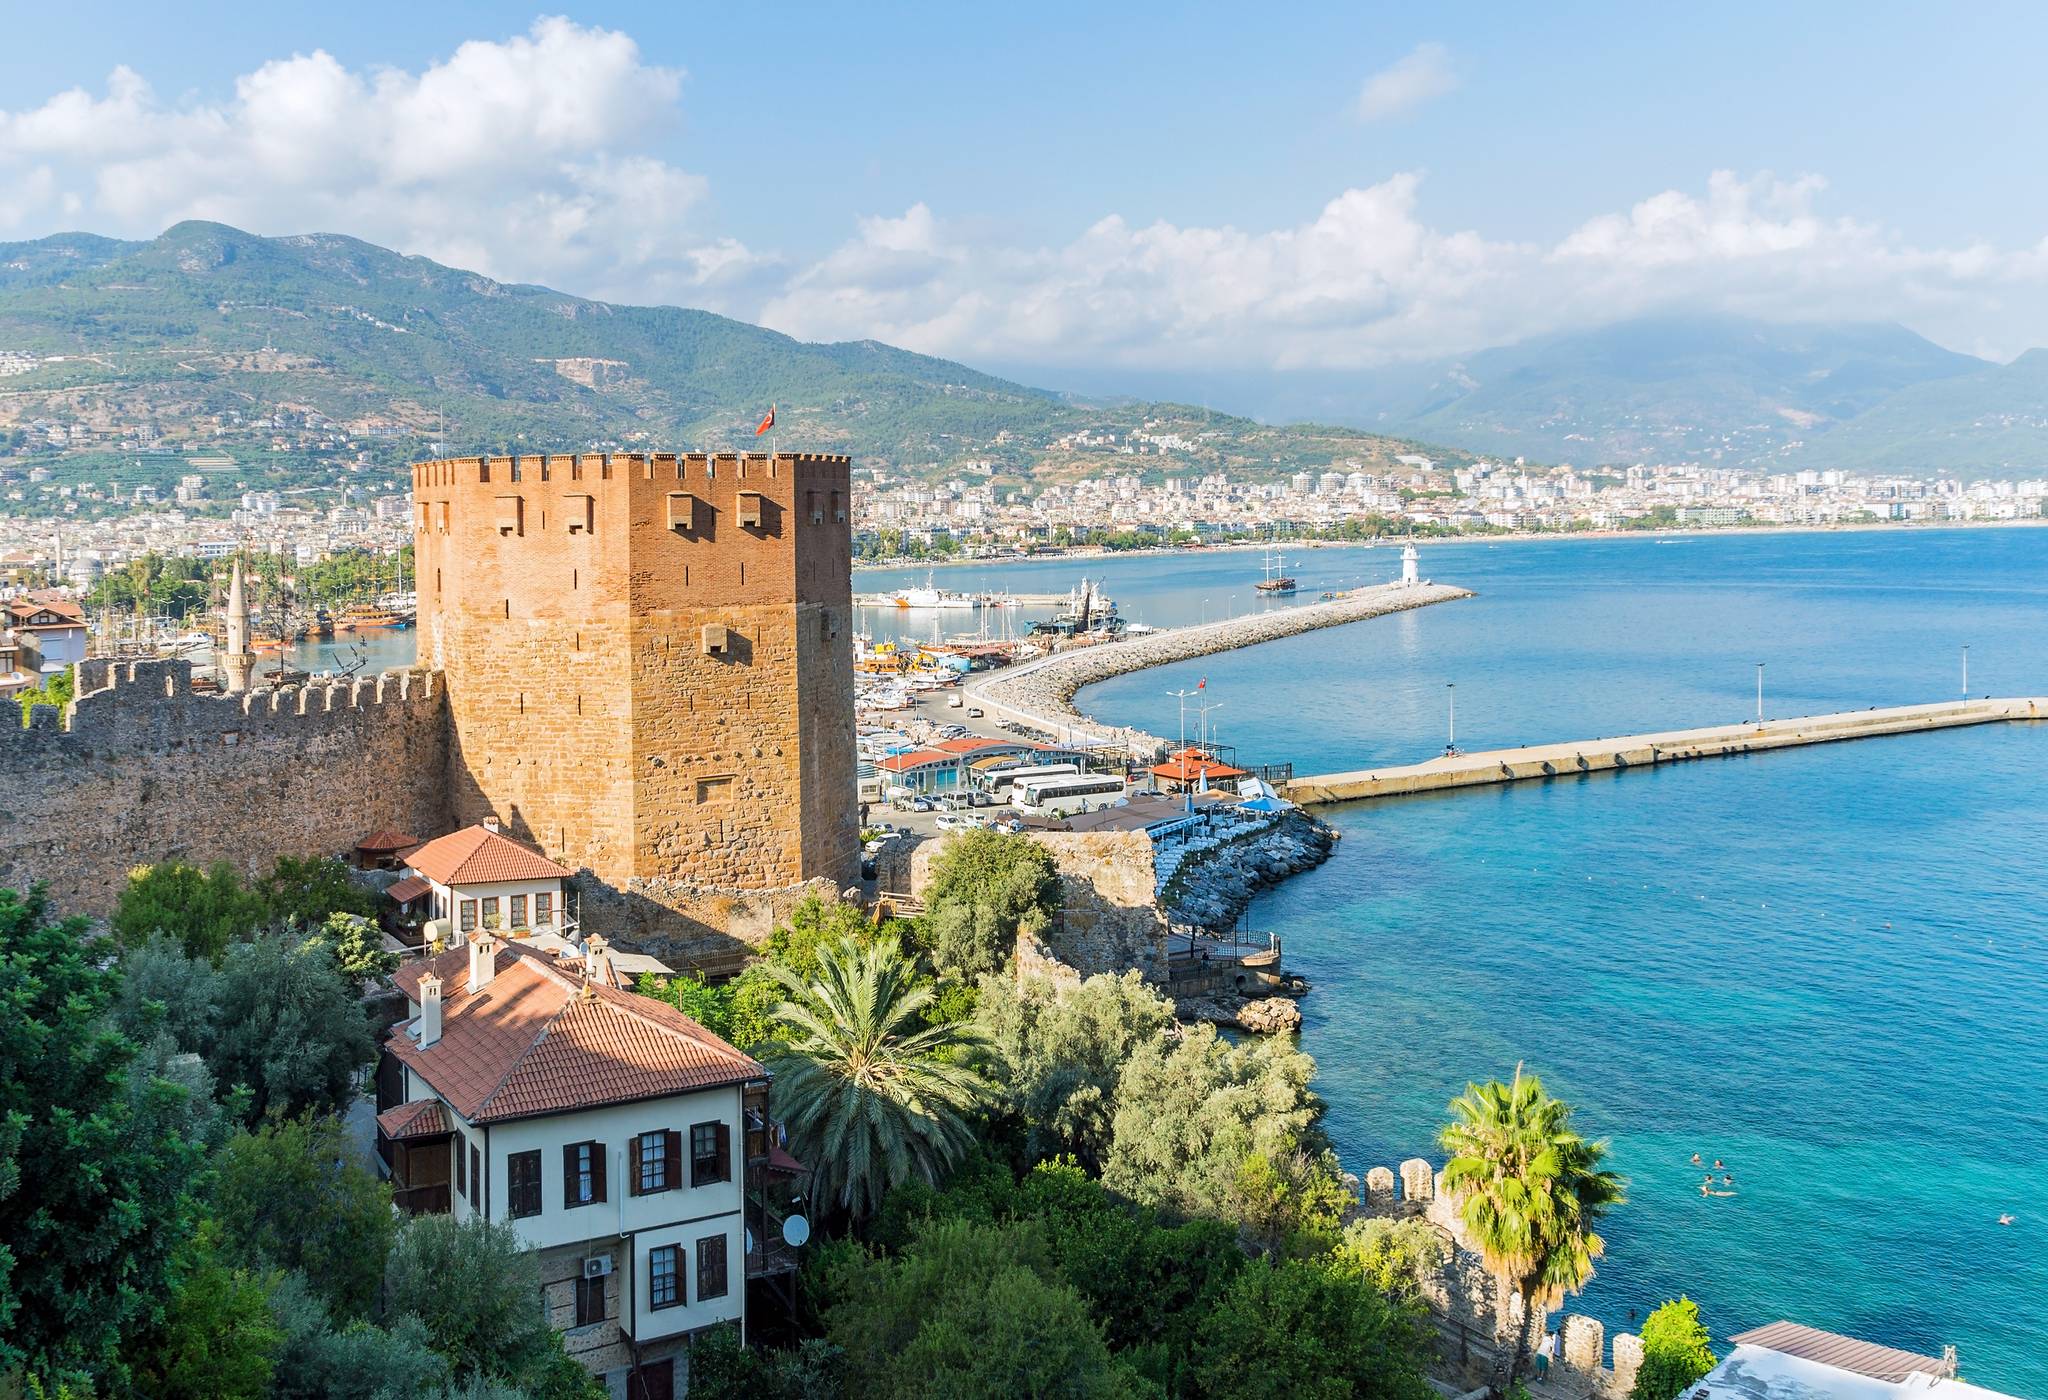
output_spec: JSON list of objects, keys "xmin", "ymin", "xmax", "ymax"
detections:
[
  {"xmin": 1690, "ymin": 1153, "xmax": 1702, "ymax": 1166},
  {"xmin": 1713, "ymin": 1159, "xmax": 1725, "ymax": 1170},
  {"xmin": 1999, "ymin": 1214, "xmax": 2016, "ymax": 1226},
  {"xmin": 1722, "ymin": 1174, "xmax": 1734, "ymax": 1186}
]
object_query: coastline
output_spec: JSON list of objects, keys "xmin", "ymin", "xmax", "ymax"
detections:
[{"xmin": 855, "ymin": 516, "xmax": 2048, "ymax": 575}]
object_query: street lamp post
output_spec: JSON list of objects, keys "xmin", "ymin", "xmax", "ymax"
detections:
[
  {"xmin": 1962, "ymin": 644, "xmax": 1970, "ymax": 700},
  {"xmin": 1445, "ymin": 682, "xmax": 1457, "ymax": 756},
  {"xmin": 1755, "ymin": 662, "xmax": 1765, "ymax": 726}
]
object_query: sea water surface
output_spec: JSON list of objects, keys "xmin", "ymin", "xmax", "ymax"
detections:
[{"xmin": 1065, "ymin": 529, "xmax": 2048, "ymax": 1393}]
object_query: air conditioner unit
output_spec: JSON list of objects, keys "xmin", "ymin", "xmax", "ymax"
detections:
[{"xmin": 583, "ymin": 1255, "xmax": 613, "ymax": 1280}]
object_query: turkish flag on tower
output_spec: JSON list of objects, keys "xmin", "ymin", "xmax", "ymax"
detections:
[
  {"xmin": 755, "ymin": 404, "xmax": 776, "ymax": 436},
  {"xmin": 1197, "ymin": 678, "xmax": 1206, "ymax": 690}
]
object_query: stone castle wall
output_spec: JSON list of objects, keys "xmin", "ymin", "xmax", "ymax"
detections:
[
  {"xmin": 1359, "ymin": 1157, "xmax": 1646, "ymax": 1400},
  {"xmin": 0, "ymin": 657, "xmax": 450, "ymax": 916},
  {"xmin": 413, "ymin": 452, "xmax": 858, "ymax": 908}
]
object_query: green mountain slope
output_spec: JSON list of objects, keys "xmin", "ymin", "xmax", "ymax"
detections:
[
  {"xmin": 1799, "ymin": 349, "xmax": 2048, "ymax": 475},
  {"xmin": 1383, "ymin": 315, "xmax": 1990, "ymax": 468},
  {"xmin": 0, "ymin": 222, "xmax": 1467, "ymax": 490}
]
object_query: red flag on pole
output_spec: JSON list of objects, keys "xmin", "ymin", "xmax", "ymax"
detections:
[
  {"xmin": 754, "ymin": 404, "xmax": 776, "ymax": 436},
  {"xmin": 1197, "ymin": 678, "xmax": 1206, "ymax": 690}
]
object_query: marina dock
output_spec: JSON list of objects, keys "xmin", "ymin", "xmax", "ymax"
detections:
[{"xmin": 1285, "ymin": 696, "xmax": 2048, "ymax": 805}]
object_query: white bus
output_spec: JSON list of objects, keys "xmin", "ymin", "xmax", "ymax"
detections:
[
  {"xmin": 978, "ymin": 761, "xmax": 1080, "ymax": 795},
  {"xmin": 1010, "ymin": 773, "xmax": 1128, "ymax": 816}
]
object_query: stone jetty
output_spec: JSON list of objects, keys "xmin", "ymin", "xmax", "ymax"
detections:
[
  {"xmin": 1287, "ymin": 695, "xmax": 2048, "ymax": 805},
  {"xmin": 966, "ymin": 580, "xmax": 1472, "ymax": 757}
]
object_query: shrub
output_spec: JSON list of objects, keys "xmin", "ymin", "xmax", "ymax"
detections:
[
  {"xmin": 921, "ymin": 829, "xmax": 1059, "ymax": 978},
  {"xmin": 1633, "ymin": 1297, "xmax": 1716, "ymax": 1400}
]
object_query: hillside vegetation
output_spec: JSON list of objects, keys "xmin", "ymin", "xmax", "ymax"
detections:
[{"xmin": 0, "ymin": 222, "xmax": 1470, "ymax": 489}]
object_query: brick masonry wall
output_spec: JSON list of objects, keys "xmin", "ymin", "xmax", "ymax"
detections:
[
  {"xmin": 0, "ymin": 658, "xmax": 450, "ymax": 917},
  {"xmin": 413, "ymin": 451, "xmax": 858, "ymax": 953}
]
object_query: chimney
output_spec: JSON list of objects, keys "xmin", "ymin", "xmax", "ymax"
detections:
[
  {"xmin": 468, "ymin": 931, "xmax": 498, "ymax": 994},
  {"xmin": 584, "ymin": 934, "xmax": 613, "ymax": 987},
  {"xmin": 418, "ymin": 973, "xmax": 443, "ymax": 1048},
  {"xmin": 482, "ymin": 815, "xmax": 501, "ymax": 833}
]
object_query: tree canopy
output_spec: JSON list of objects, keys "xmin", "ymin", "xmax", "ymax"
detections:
[
  {"xmin": 921, "ymin": 829, "xmax": 1060, "ymax": 978},
  {"xmin": 1634, "ymin": 1297, "xmax": 1717, "ymax": 1400}
]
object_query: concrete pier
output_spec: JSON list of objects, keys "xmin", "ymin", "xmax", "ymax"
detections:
[
  {"xmin": 1286, "ymin": 697, "xmax": 2048, "ymax": 806},
  {"xmin": 966, "ymin": 581, "xmax": 1473, "ymax": 757}
]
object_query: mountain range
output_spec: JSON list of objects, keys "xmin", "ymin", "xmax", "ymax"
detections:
[
  {"xmin": 1, "ymin": 222, "xmax": 2042, "ymax": 484},
  {"xmin": 0, "ymin": 223, "xmax": 1467, "ymax": 489}
]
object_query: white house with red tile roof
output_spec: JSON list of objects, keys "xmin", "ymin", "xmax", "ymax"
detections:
[
  {"xmin": 400, "ymin": 818, "xmax": 572, "ymax": 941},
  {"xmin": 4, "ymin": 594, "xmax": 86, "ymax": 672},
  {"xmin": 375, "ymin": 932, "xmax": 796, "ymax": 1399}
]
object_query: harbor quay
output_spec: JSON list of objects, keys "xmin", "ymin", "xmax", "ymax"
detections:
[
  {"xmin": 965, "ymin": 579, "xmax": 1474, "ymax": 757},
  {"xmin": 1285, "ymin": 696, "xmax": 2048, "ymax": 805}
]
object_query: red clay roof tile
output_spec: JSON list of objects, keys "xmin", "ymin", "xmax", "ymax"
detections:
[{"xmin": 404, "ymin": 825, "xmax": 571, "ymax": 886}]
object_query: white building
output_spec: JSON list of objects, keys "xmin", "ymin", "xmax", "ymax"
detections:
[
  {"xmin": 1693, "ymin": 1320, "xmax": 2020, "ymax": 1400},
  {"xmin": 376, "ymin": 934, "xmax": 803, "ymax": 1398},
  {"xmin": 393, "ymin": 819, "xmax": 573, "ymax": 939}
]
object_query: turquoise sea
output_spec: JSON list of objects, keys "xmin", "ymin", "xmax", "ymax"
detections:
[{"xmin": 881, "ymin": 529, "xmax": 2048, "ymax": 1393}]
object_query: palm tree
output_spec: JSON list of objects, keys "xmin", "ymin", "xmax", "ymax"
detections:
[
  {"xmin": 1439, "ymin": 1064, "xmax": 1626, "ymax": 1399},
  {"xmin": 763, "ymin": 935, "xmax": 990, "ymax": 1219}
]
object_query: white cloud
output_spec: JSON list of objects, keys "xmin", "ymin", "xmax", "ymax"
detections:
[
  {"xmin": 0, "ymin": 19, "xmax": 766, "ymax": 309},
  {"xmin": 4, "ymin": 24, "xmax": 2048, "ymax": 372},
  {"xmin": 759, "ymin": 170, "xmax": 2048, "ymax": 369},
  {"xmin": 1354, "ymin": 42, "xmax": 1457, "ymax": 122}
]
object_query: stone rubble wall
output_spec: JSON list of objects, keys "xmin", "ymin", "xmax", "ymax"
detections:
[
  {"xmin": 1356, "ymin": 1157, "xmax": 1645, "ymax": 1400},
  {"xmin": 967, "ymin": 581, "xmax": 1472, "ymax": 758},
  {"xmin": 0, "ymin": 657, "xmax": 451, "ymax": 917},
  {"xmin": 909, "ymin": 828, "xmax": 1168, "ymax": 979}
]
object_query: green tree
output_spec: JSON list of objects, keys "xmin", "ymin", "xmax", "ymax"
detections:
[
  {"xmin": 682, "ymin": 1324, "xmax": 844, "ymax": 1400},
  {"xmin": 209, "ymin": 1115, "xmax": 396, "ymax": 1318},
  {"xmin": 383, "ymin": 1215, "xmax": 602, "ymax": 1399},
  {"xmin": 1103, "ymin": 1022, "xmax": 1348, "ymax": 1248},
  {"xmin": 259, "ymin": 854, "xmax": 375, "ymax": 928},
  {"xmin": 1438, "ymin": 1065, "xmax": 1627, "ymax": 1399},
  {"xmin": 1332, "ymin": 1217, "xmax": 1450, "ymax": 1306},
  {"xmin": 15, "ymin": 665, "xmax": 74, "ymax": 727},
  {"xmin": 1633, "ymin": 1297, "xmax": 1717, "ymax": 1400},
  {"xmin": 765, "ymin": 936, "xmax": 990, "ymax": 1219},
  {"xmin": 267, "ymin": 1272, "xmax": 453, "ymax": 1400},
  {"xmin": 0, "ymin": 888, "xmax": 210, "ymax": 1388},
  {"xmin": 763, "ymin": 891, "xmax": 911, "ymax": 980},
  {"xmin": 314, "ymin": 910, "xmax": 399, "ymax": 981},
  {"xmin": 112, "ymin": 860, "xmax": 266, "ymax": 960},
  {"xmin": 922, "ymin": 828, "xmax": 1059, "ymax": 977},
  {"xmin": 1188, "ymin": 1256, "xmax": 1435, "ymax": 1400},
  {"xmin": 974, "ymin": 969, "xmax": 1176, "ymax": 1171},
  {"xmin": 209, "ymin": 929, "xmax": 375, "ymax": 1123},
  {"xmin": 818, "ymin": 1217, "xmax": 1141, "ymax": 1399},
  {"xmin": 128, "ymin": 1226, "xmax": 285, "ymax": 1400}
]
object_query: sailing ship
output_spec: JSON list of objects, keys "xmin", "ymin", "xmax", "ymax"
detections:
[{"xmin": 1254, "ymin": 545, "xmax": 1296, "ymax": 594}]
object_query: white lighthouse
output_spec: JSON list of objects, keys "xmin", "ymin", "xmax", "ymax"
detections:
[{"xmin": 1400, "ymin": 542, "xmax": 1420, "ymax": 587}]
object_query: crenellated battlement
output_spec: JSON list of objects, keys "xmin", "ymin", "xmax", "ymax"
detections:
[
  {"xmin": 411, "ymin": 451, "xmax": 852, "ymax": 494},
  {"xmin": 1357, "ymin": 1158, "xmax": 1646, "ymax": 1399},
  {"xmin": 3, "ymin": 659, "xmax": 441, "ymax": 752}
]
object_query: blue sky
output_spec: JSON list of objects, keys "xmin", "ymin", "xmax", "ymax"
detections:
[{"xmin": 1, "ymin": 3, "xmax": 2043, "ymax": 377}]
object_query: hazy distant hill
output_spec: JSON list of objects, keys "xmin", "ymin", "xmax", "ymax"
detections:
[
  {"xmin": 1799, "ymin": 348, "xmax": 2048, "ymax": 476},
  {"xmin": 1379, "ymin": 316, "xmax": 1996, "ymax": 469},
  {"xmin": 0, "ymin": 222, "xmax": 1464, "ymax": 487}
]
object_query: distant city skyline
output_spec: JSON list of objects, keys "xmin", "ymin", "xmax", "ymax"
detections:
[{"xmin": 2, "ymin": 3, "xmax": 2045, "ymax": 380}]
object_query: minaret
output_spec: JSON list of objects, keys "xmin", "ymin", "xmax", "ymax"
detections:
[
  {"xmin": 223, "ymin": 558, "xmax": 255, "ymax": 694},
  {"xmin": 1401, "ymin": 542, "xmax": 1420, "ymax": 587}
]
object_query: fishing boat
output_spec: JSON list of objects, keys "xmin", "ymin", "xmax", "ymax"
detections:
[
  {"xmin": 334, "ymin": 601, "xmax": 409, "ymax": 630},
  {"xmin": 887, "ymin": 570, "xmax": 981, "ymax": 610}
]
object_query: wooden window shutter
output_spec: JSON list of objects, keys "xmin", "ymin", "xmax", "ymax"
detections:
[
  {"xmin": 562, "ymin": 1144, "xmax": 577, "ymax": 1208},
  {"xmin": 628, "ymin": 1135, "xmax": 642, "ymax": 1197},
  {"xmin": 592, "ymin": 1146, "xmax": 607, "ymax": 1203},
  {"xmin": 715, "ymin": 1123, "xmax": 732, "ymax": 1181},
  {"xmin": 665, "ymin": 1130, "xmax": 683, "ymax": 1191}
]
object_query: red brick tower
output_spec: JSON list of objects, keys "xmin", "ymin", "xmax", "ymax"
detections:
[{"xmin": 411, "ymin": 452, "xmax": 857, "ymax": 935}]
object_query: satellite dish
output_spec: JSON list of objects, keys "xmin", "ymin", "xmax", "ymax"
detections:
[
  {"xmin": 782, "ymin": 1214, "xmax": 811, "ymax": 1248},
  {"xmin": 745, "ymin": 1228, "xmax": 755, "ymax": 1254}
]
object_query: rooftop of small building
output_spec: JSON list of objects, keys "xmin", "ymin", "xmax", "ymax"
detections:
[
  {"xmin": 1695, "ymin": 1323, "xmax": 2022, "ymax": 1400},
  {"xmin": 404, "ymin": 822, "xmax": 571, "ymax": 886},
  {"xmin": 388, "ymin": 941, "xmax": 764, "ymax": 1124}
]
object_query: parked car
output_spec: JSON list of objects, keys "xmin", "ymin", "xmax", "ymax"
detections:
[
  {"xmin": 934, "ymin": 813, "xmax": 973, "ymax": 833},
  {"xmin": 967, "ymin": 707, "xmax": 984, "ymax": 718},
  {"xmin": 911, "ymin": 797, "xmax": 933, "ymax": 812}
]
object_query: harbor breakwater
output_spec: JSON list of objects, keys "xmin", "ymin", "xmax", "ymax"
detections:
[
  {"xmin": 966, "ymin": 580, "xmax": 1473, "ymax": 757},
  {"xmin": 1287, "ymin": 696, "xmax": 2048, "ymax": 805}
]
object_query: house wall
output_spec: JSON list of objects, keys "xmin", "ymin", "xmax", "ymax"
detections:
[{"xmin": 428, "ymin": 876, "xmax": 568, "ymax": 933}]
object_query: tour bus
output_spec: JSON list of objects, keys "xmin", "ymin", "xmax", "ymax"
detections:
[
  {"xmin": 978, "ymin": 760, "xmax": 1080, "ymax": 796},
  {"xmin": 1010, "ymin": 772, "xmax": 1128, "ymax": 817}
]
